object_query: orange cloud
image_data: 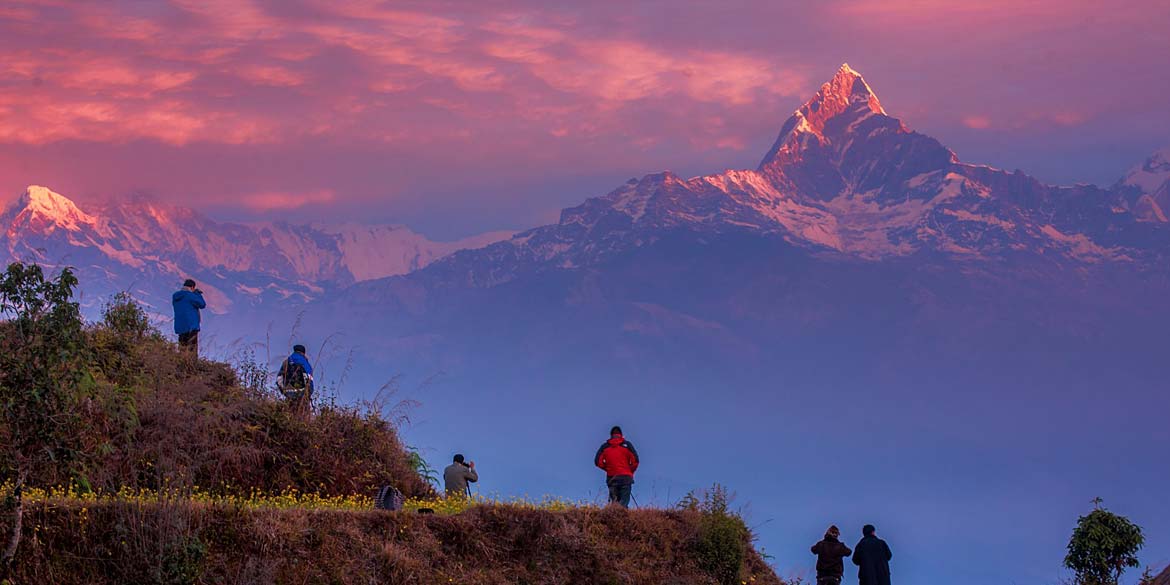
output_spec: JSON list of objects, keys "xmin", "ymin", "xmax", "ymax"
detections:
[
  {"xmin": 962, "ymin": 116, "xmax": 992, "ymax": 130},
  {"xmin": 241, "ymin": 189, "xmax": 336, "ymax": 211}
]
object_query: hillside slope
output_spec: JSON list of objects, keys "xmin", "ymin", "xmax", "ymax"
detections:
[
  {"xmin": 2, "ymin": 501, "xmax": 781, "ymax": 585},
  {"xmin": 0, "ymin": 273, "xmax": 781, "ymax": 585}
]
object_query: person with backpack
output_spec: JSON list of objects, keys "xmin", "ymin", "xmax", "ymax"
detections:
[
  {"xmin": 811, "ymin": 525, "xmax": 852, "ymax": 585},
  {"xmin": 172, "ymin": 278, "xmax": 206, "ymax": 357},
  {"xmin": 852, "ymin": 524, "xmax": 893, "ymax": 585},
  {"xmin": 278, "ymin": 344, "xmax": 314, "ymax": 414},
  {"xmin": 443, "ymin": 454, "xmax": 478, "ymax": 498},
  {"xmin": 594, "ymin": 425, "xmax": 639, "ymax": 508}
]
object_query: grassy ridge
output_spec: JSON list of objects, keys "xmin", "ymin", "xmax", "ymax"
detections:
[
  {"xmin": 1, "ymin": 496, "xmax": 781, "ymax": 585},
  {"xmin": 0, "ymin": 296, "xmax": 433, "ymax": 500}
]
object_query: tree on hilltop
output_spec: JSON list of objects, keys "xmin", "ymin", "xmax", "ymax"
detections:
[
  {"xmin": 1065, "ymin": 498, "xmax": 1145, "ymax": 585},
  {"xmin": 0, "ymin": 262, "xmax": 93, "ymax": 574}
]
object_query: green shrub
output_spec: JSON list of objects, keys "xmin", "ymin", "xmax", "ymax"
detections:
[
  {"xmin": 1065, "ymin": 500, "xmax": 1144, "ymax": 585},
  {"xmin": 158, "ymin": 534, "xmax": 206, "ymax": 585},
  {"xmin": 102, "ymin": 292, "xmax": 157, "ymax": 339},
  {"xmin": 693, "ymin": 485, "xmax": 748, "ymax": 585}
]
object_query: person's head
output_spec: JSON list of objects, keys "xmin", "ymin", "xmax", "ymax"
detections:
[
  {"xmin": 183, "ymin": 278, "xmax": 197, "ymax": 290},
  {"xmin": 862, "ymin": 524, "xmax": 876, "ymax": 537},
  {"xmin": 453, "ymin": 454, "xmax": 465, "ymax": 464},
  {"xmin": 826, "ymin": 525, "xmax": 840, "ymax": 539},
  {"xmin": 610, "ymin": 425, "xmax": 622, "ymax": 436},
  {"xmin": 293, "ymin": 344, "xmax": 306, "ymax": 355}
]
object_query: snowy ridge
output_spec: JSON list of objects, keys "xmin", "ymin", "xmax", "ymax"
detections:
[
  {"xmin": 1120, "ymin": 147, "xmax": 1170, "ymax": 222},
  {"xmin": 0, "ymin": 186, "xmax": 511, "ymax": 314},
  {"xmin": 422, "ymin": 65, "xmax": 1169, "ymax": 289}
]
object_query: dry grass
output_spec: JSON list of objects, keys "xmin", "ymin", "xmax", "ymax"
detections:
[
  {"xmin": 0, "ymin": 312, "xmax": 433, "ymax": 501},
  {"xmin": 1, "ymin": 497, "xmax": 782, "ymax": 585}
]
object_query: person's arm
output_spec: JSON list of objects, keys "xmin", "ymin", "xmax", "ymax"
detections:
[
  {"xmin": 883, "ymin": 541, "xmax": 892, "ymax": 561},
  {"xmin": 811, "ymin": 542, "xmax": 821, "ymax": 555},
  {"xmin": 842, "ymin": 543, "xmax": 852, "ymax": 557},
  {"xmin": 465, "ymin": 466, "xmax": 478, "ymax": 483},
  {"xmin": 852, "ymin": 546, "xmax": 862, "ymax": 566},
  {"xmin": 624, "ymin": 441, "xmax": 639, "ymax": 472},
  {"xmin": 594, "ymin": 443, "xmax": 608, "ymax": 470},
  {"xmin": 191, "ymin": 291, "xmax": 206, "ymax": 309}
]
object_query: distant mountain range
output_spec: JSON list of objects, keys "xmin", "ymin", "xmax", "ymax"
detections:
[
  {"xmin": 3, "ymin": 64, "xmax": 1168, "ymax": 358},
  {"xmin": 309, "ymin": 64, "xmax": 1169, "ymax": 371},
  {"xmin": 0, "ymin": 185, "xmax": 509, "ymax": 319}
]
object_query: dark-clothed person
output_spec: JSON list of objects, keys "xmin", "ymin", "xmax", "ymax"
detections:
[
  {"xmin": 811, "ymin": 525, "xmax": 852, "ymax": 585},
  {"xmin": 852, "ymin": 524, "xmax": 893, "ymax": 585},
  {"xmin": 172, "ymin": 279, "xmax": 206, "ymax": 357},
  {"xmin": 443, "ymin": 454, "xmax": 478, "ymax": 497},
  {"xmin": 594, "ymin": 425, "xmax": 639, "ymax": 508},
  {"xmin": 278, "ymin": 344, "xmax": 314, "ymax": 415}
]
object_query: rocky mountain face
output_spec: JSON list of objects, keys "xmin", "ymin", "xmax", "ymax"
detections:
[
  {"xmin": 0, "ymin": 186, "xmax": 508, "ymax": 319},
  {"xmin": 334, "ymin": 64, "xmax": 1168, "ymax": 316}
]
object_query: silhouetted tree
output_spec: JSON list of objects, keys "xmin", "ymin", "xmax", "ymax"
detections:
[
  {"xmin": 0, "ymin": 262, "xmax": 92, "ymax": 574},
  {"xmin": 1065, "ymin": 499, "xmax": 1144, "ymax": 585}
]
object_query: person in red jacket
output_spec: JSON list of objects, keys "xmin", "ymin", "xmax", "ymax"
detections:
[{"xmin": 594, "ymin": 425, "xmax": 639, "ymax": 507}]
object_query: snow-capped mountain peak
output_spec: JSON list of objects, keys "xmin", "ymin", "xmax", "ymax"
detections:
[
  {"xmin": 772, "ymin": 63, "xmax": 886, "ymax": 146},
  {"xmin": 8, "ymin": 185, "xmax": 99, "ymax": 233},
  {"xmin": 1121, "ymin": 147, "xmax": 1170, "ymax": 222},
  {"xmin": 415, "ymin": 65, "xmax": 1168, "ymax": 288},
  {"xmin": 1123, "ymin": 147, "xmax": 1170, "ymax": 193},
  {"xmin": 1, "ymin": 185, "xmax": 513, "ymax": 316}
]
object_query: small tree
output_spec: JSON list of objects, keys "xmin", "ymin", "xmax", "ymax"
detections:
[
  {"xmin": 1065, "ymin": 499, "xmax": 1145, "ymax": 585},
  {"xmin": 0, "ymin": 262, "xmax": 92, "ymax": 573},
  {"xmin": 694, "ymin": 484, "xmax": 749, "ymax": 585}
]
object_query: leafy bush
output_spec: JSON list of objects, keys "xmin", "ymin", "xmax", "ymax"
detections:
[
  {"xmin": 692, "ymin": 485, "xmax": 749, "ymax": 585},
  {"xmin": 1065, "ymin": 500, "xmax": 1144, "ymax": 585},
  {"xmin": 102, "ymin": 292, "xmax": 157, "ymax": 339},
  {"xmin": 0, "ymin": 263, "xmax": 92, "ymax": 573}
]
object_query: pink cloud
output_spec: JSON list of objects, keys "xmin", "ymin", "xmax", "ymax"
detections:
[
  {"xmin": 234, "ymin": 64, "xmax": 305, "ymax": 87},
  {"xmin": 241, "ymin": 189, "xmax": 336, "ymax": 211},
  {"xmin": 962, "ymin": 116, "xmax": 992, "ymax": 130}
]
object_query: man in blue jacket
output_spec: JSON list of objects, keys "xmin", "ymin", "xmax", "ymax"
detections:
[
  {"xmin": 172, "ymin": 278, "xmax": 206, "ymax": 357},
  {"xmin": 279, "ymin": 344, "xmax": 314, "ymax": 414}
]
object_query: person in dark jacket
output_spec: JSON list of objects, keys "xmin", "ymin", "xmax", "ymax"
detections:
[
  {"xmin": 852, "ymin": 524, "xmax": 893, "ymax": 585},
  {"xmin": 443, "ymin": 454, "xmax": 478, "ymax": 498},
  {"xmin": 172, "ymin": 279, "xmax": 206, "ymax": 357},
  {"xmin": 594, "ymin": 425, "xmax": 639, "ymax": 508},
  {"xmin": 278, "ymin": 344, "xmax": 314, "ymax": 415},
  {"xmin": 811, "ymin": 525, "xmax": 852, "ymax": 585}
]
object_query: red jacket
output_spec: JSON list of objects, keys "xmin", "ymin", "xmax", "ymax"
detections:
[{"xmin": 594, "ymin": 434, "xmax": 639, "ymax": 478}]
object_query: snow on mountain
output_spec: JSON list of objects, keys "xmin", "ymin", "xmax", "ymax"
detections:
[
  {"xmin": 0, "ymin": 186, "xmax": 511, "ymax": 315},
  {"xmin": 1120, "ymin": 147, "xmax": 1170, "ymax": 222},
  {"xmin": 410, "ymin": 66, "xmax": 1162, "ymax": 289},
  {"xmin": 373, "ymin": 65, "xmax": 1168, "ymax": 295},
  {"xmin": 324, "ymin": 224, "xmax": 512, "ymax": 281}
]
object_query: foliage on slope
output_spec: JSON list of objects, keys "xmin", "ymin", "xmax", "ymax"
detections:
[
  {"xmin": 0, "ymin": 264, "xmax": 782, "ymax": 585},
  {"xmin": 0, "ymin": 495, "xmax": 781, "ymax": 585},
  {"xmin": 0, "ymin": 270, "xmax": 433, "ymax": 501}
]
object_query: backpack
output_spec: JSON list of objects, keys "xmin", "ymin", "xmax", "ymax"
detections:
[
  {"xmin": 374, "ymin": 485, "xmax": 405, "ymax": 511},
  {"xmin": 281, "ymin": 357, "xmax": 307, "ymax": 390}
]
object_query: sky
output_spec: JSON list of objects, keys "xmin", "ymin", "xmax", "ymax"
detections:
[
  {"xmin": 1, "ymin": 0, "xmax": 1169, "ymax": 238},
  {"xmin": 3, "ymin": 3, "xmax": 1170, "ymax": 584}
]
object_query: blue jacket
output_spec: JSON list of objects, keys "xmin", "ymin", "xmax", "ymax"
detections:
[
  {"xmin": 287, "ymin": 352, "xmax": 313, "ymax": 376},
  {"xmin": 172, "ymin": 290, "xmax": 206, "ymax": 334}
]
